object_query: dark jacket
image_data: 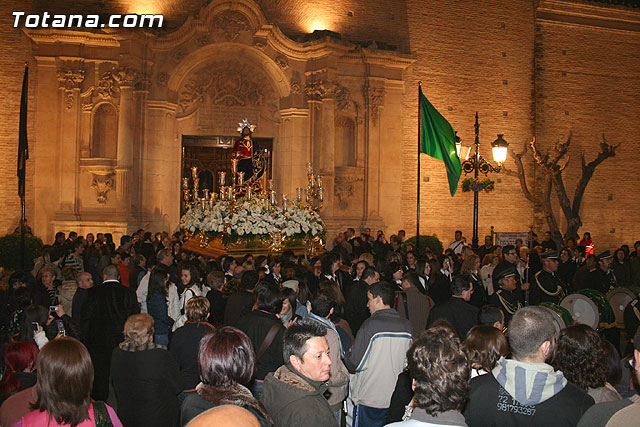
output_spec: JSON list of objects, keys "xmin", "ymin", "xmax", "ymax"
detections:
[
  {"xmin": 79, "ymin": 280, "xmax": 139, "ymax": 349},
  {"xmin": 236, "ymin": 310, "xmax": 285, "ymax": 380},
  {"xmin": 180, "ymin": 383, "xmax": 272, "ymax": 427},
  {"xmin": 395, "ymin": 286, "xmax": 431, "ymax": 333},
  {"xmin": 147, "ymin": 291, "xmax": 174, "ymax": 336},
  {"xmin": 427, "ymin": 297, "xmax": 478, "ymax": 339},
  {"xmin": 169, "ymin": 321, "xmax": 215, "ymax": 390},
  {"xmin": 344, "ymin": 280, "xmax": 370, "ymax": 335},
  {"xmin": 206, "ymin": 289, "xmax": 227, "ymax": 327},
  {"xmin": 464, "ymin": 359, "xmax": 594, "ymax": 427},
  {"xmin": 224, "ymin": 290, "xmax": 254, "ymax": 326},
  {"xmin": 261, "ymin": 364, "xmax": 337, "ymax": 427},
  {"xmin": 111, "ymin": 342, "xmax": 183, "ymax": 427}
]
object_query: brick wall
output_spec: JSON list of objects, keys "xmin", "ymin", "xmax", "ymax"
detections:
[{"xmin": 0, "ymin": 1, "xmax": 34, "ymax": 236}]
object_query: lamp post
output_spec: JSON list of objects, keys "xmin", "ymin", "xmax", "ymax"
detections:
[{"xmin": 456, "ymin": 113, "xmax": 509, "ymax": 249}]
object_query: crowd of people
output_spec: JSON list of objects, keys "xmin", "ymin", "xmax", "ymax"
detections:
[{"xmin": 0, "ymin": 227, "xmax": 639, "ymax": 426}]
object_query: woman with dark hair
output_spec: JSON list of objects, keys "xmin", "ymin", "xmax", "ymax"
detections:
[
  {"xmin": 462, "ymin": 254, "xmax": 486, "ymax": 308},
  {"xmin": 178, "ymin": 262, "xmax": 208, "ymax": 313},
  {"xmin": 147, "ymin": 266, "xmax": 175, "ymax": 346},
  {"xmin": 0, "ymin": 341, "xmax": 38, "ymax": 404},
  {"xmin": 236, "ymin": 282, "xmax": 285, "ymax": 399},
  {"xmin": 414, "ymin": 259, "xmax": 430, "ymax": 295},
  {"xmin": 14, "ymin": 337, "xmax": 122, "ymax": 426},
  {"xmin": 170, "ymin": 297, "xmax": 215, "ymax": 392},
  {"xmin": 111, "ymin": 314, "xmax": 183, "ymax": 427},
  {"xmin": 551, "ymin": 324, "xmax": 621, "ymax": 403},
  {"xmin": 18, "ymin": 305, "xmax": 49, "ymax": 349},
  {"xmin": 611, "ymin": 248, "xmax": 632, "ymax": 286},
  {"xmin": 427, "ymin": 256, "xmax": 453, "ymax": 304},
  {"xmin": 463, "ymin": 325, "xmax": 509, "ymax": 378},
  {"xmin": 266, "ymin": 258, "xmax": 282, "ymax": 285},
  {"xmin": 387, "ymin": 326, "xmax": 470, "ymax": 426},
  {"xmin": 279, "ymin": 287, "xmax": 297, "ymax": 327},
  {"xmin": 180, "ymin": 327, "xmax": 272, "ymax": 426}
]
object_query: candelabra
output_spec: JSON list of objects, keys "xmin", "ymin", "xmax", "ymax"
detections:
[{"xmin": 305, "ymin": 162, "xmax": 324, "ymax": 212}]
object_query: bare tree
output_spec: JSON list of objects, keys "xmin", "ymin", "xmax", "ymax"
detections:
[{"xmin": 502, "ymin": 134, "xmax": 618, "ymax": 244}]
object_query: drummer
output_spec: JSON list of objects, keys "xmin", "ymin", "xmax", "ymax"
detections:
[
  {"xmin": 489, "ymin": 267, "xmax": 524, "ymax": 325},
  {"xmin": 585, "ymin": 250, "xmax": 618, "ymax": 294},
  {"xmin": 530, "ymin": 251, "xmax": 566, "ymax": 305}
]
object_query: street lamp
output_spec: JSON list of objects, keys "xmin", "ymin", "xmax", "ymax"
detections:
[{"xmin": 458, "ymin": 112, "xmax": 509, "ymax": 249}]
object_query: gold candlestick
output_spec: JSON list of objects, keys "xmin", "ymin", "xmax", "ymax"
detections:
[
  {"xmin": 203, "ymin": 189, "xmax": 210, "ymax": 200},
  {"xmin": 318, "ymin": 187, "xmax": 324, "ymax": 202},
  {"xmin": 247, "ymin": 186, "xmax": 253, "ymax": 200},
  {"xmin": 304, "ymin": 188, "xmax": 310, "ymax": 203},
  {"xmin": 200, "ymin": 198, "xmax": 206, "ymax": 211},
  {"xmin": 282, "ymin": 193, "xmax": 288, "ymax": 212},
  {"xmin": 227, "ymin": 187, "xmax": 234, "ymax": 201},
  {"xmin": 270, "ymin": 190, "xmax": 276, "ymax": 206},
  {"xmin": 231, "ymin": 157, "xmax": 238, "ymax": 174},
  {"xmin": 296, "ymin": 188, "xmax": 302, "ymax": 203},
  {"xmin": 218, "ymin": 171, "xmax": 226, "ymax": 187},
  {"xmin": 237, "ymin": 171, "xmax": 245, "ymax": 186},
  {"xmin": 316, "ymin": 175, "xmax": 323, "ymax": 188},
  {"xmin": 307, "ymin": 162, "xmax": 313, "ymax": 176}
]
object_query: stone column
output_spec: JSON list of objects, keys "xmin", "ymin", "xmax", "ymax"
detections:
[
  {"xmin": 276, "ymin": 108, "xmax": 309, "ymax": 197},
  {"xmin": 56, "ymin": 67, "xmax": 85, "ymax": 213},
  {"xmin": 115, "ymin": 69, "xmax": 136, "ymax": 209}
]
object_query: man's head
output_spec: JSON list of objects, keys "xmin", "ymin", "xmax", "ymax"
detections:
[
  {"xmin": 484, "ymin": 235, "xmax": 492, "ymax": 247},
  {"xmin": 156, "ymin": 249, "xmax": 173, "ymax": 267},
  {"xmin": 361, "ymin": 267, "xmax": 380, "ymax": 285},
  {"xmin": 454, "ymin": 230, "xmax": 462, "ymax": 241},
  {"xmin": 585, "ymin": 254, "xmax": 597, "ymax": 269},
  {"xmin": 597, "ymin": 251, "xmax": 613, "ymax": 272},
  {"xmin": 401, "ymin": 271, "xmax": 420, "ymax": 291},
  {"xmin": 76, "ymin": 272, "xmax": 94, "ymax": 289},
  {"xmin": 496, "ymin": 268, "xmax": 517, "ymax": 291},
  {"xmin": 240, "ymin": 270, "xmax": 260, "ymax": 292},
  {"xmin": 479, "ymin": 304, "xmax": 505, "ymax": 331},
  {"xmin": 544, "ymin": 231, "xmax": 553, "ymax": 241},
  {"xmin": 103, "ymin": 264, "xmax": 120, "ymax": 282},
  {"xmin": 502, "ymin": 245, "xmax": 518, "ymax": 264},
  {"xmin": 346, "ymin": 228, "xmax": 355, "ymax": 239},
  {"xmin": 508, "ymin": 307, "xmax": 556, "ymax": 363},
  {"xmin": 120, "ymin": 235, "xmax": 132, "ymax": 251},
  {"xmin": 253, "ymin": 281, "xmax": 282, "ymax": 314},
  {"xmin": 407, "ymin": 327, "xmax": 470, "ymax": 416},
  {"xmin": 185, "ymin": 296, "xmax": 210, "ymax": 322},
  {"xmin": 541, "ymin": 251, "xmax": 560, "ymax": 273},
  {"xmin": 367, "ymin": 281, "xmax": 394, "ymax": 314},
  {"xmin": 310, "ymin": 290, "xmax": 336, "ymax": 319},
  {"xmin": 398, "ymin": 229, "xmax": 406, "ymax": 240},
  {"xmin": 283, "ymin": 319, "xmax": 331, "ymax": 382},
  {"xmin": 54, "ymin": 232, "xmax": 65, "ymax": 245},
  {"xmin": 451, "ymin": 276, "xmax": 473, "ymax": 301}
]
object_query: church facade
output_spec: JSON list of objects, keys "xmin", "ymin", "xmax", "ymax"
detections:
[{"xmin": 1, "ymin": 0, "xmax": 639, "ymax": 248}]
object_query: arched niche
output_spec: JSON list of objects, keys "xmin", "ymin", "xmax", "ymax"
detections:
[
  {"xmin": 91, "ymin": 103, "xmax": 118, "ymax": 158},
  {"xmin": 335, "ymin": 116, "xmax": 356, "ymax": 167}
]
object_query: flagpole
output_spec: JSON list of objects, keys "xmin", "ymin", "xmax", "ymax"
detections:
[
  {"xmin": 416, "ymin": 82, "xmax": 422, "ymax": 255},
  {"xmin": 19, "ymin": 62, "xmax": 29, "ymax": 271}
]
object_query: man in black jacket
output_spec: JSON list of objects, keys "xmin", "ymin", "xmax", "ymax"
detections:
[
  {"xmin": 344, "ymin": 267, "xmax": 379, "ymax": 335},
  {"xmin": 236, "ymin": 282, "xmax": 285, "ymax": 399},
  {"xmin": 79, "ymin": 264, "xmax": 139, "ymax": 400},
  {"xmin": 464, "ymin": 306, "xmax": 594, "ymax": 426},
  {"xmin": 427, "ymin": 275, "xmax": 478, "ymax": 339}
]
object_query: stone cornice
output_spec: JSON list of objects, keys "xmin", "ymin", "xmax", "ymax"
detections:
[
  {"xmin": 537, "ymin": 0, "xmax": 640, "ymax": 32},
  {"xmin": 24, "ymin": 29, "xmax": 120, "ymax": 47}
]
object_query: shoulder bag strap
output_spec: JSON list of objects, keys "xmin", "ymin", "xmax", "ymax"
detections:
[
  {"xmin": 256, "ymin": 323, "xmax": 282, "ymax": 360},
  {"xmin": 93, "ymin": 401, "xmax": 114, "ymax": 427}
]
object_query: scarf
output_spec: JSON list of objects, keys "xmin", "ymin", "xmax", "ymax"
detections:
[{"xmin": 492, "ymin": 357, "xmax": 567, "ymax": 406}]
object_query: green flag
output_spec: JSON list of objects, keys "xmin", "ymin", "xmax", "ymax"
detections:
[{"xmin": 419, "ymin": 87, "xmax": 461, "ymax": 196}]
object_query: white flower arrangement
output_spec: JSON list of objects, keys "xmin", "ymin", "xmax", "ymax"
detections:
[{"xmin": 180, "ymin": 197, "xmax": 325, "ymax": 243}]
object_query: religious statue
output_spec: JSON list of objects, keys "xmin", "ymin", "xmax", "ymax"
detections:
[{"xmin": 232, "ymin": 118, "xmax": 266, "ymax": 186}]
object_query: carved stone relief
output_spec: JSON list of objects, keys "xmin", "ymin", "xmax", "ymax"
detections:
[
  {"xmin": 367, "ymin": 87, "xmax": 386, "ymax": 126},
  {"xmin": 212, "ymin": 11, "xmax": 250, "ymax": 41},
  {"xmin": 275, "ymin": 55, "xmax": 289, "ymax": 69},
  {"xmin": 304, "ymin": 79, "xmax": 352, "ymax": 111},
  {"xmin": 157, "ymin": 72, "xmax": 169, "ymax": 87},
  {"xmin": 96, "ymin": 71, "xmax": 119, "ymax": 98},
  {"xmin": 57, "ymin": 69, "xmax": 85, "ymax": 110},
  {"xmin": 113, "ymin": 67, "xmax": 139, "ymax": 87},
  {"xmin": 334, "ymin": 175, "xmax": 364, "ymax": 211},
  {"xmin": 177, "ymin": 60, "xmax": 275, "ymax": 116},
  {"xmin": 91, "ymin": 173, "xmax": 114, "ymax": 204}
]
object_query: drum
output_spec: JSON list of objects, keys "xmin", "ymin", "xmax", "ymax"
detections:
[
  {"xmin": 561, "ymin": 289, "xmax": 615, "ymax": 329},
  {"xmin": 539, "ymin": 302, "xmax": 574, "ymax": 334},
  {"xmin": 607, "ymin": 287, "xmax": 640, "ymax": 329}
]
